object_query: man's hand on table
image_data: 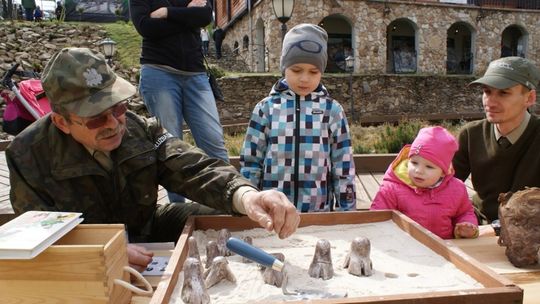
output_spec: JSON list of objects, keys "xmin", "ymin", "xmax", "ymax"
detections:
[
  {"xmin": 478, "ymin": 224, "xmax": 496, "ymax": 237},
  {"xmin": 241, "ymin": 189, "xmax": 300, "ymax": 239},
  {"xmin": 127, "ymin": 244, "xmax": 154, "ymax": 272}
]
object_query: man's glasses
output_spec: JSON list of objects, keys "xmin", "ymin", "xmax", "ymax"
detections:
[
  {"xmin": 72, "ymin": 102, "xmax": 128, "ymax": 129},
  {"xmin": 289, "ymin": 40, "xmax": 323, "ymax": 54}
]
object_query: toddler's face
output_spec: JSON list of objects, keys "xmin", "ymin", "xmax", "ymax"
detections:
[
  {"xmin": 284, "ymin": 63, "xmax": 322, "ymax": 97},
  {"xmin": 407, "ymin": 155, "xmax": 445, "ymax": 188}
]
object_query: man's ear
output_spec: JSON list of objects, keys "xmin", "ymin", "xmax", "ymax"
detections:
[
  {"xmin": 51, "ymin": 112, "xmax": 71, "ymax": 134},
  {"xmin": 526, "ymin": 89, "xmax": 537, "ymax": 107}
]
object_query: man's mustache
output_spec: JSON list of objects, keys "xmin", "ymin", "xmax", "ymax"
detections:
[{"xmin": 96, "ymin": 124, "xmax": 124, "ymax": 140}]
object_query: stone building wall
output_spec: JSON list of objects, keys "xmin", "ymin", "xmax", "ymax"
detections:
[
  {"xmin": 222, "ymin": 0, "xmax": 540, "ymax": 74},
  {"xmin": 1, "ymin": 21, "xmax": 538, "ymax": 130},
  {"xmin": 216, "ymin": 74, "xmax": 491, "ymax": 124}
]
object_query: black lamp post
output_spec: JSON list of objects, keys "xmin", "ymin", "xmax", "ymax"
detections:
[
  {"xmin": 272, "ymin": 0, "xmax": 295, "ymax": 43},
  {"xmin": 345, "ymin": 55, "xmax": 355, "ymax": 122},
  {"xmin": 99, "ymin": 38, "xmax": 117, "ymax": 66}
]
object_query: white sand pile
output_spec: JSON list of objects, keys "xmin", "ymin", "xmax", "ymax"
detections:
[{"xmin": 170, "ymin": 220, "xmax": 482, "ymax": 303}]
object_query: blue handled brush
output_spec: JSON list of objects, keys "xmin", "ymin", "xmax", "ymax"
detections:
[{"xmin": 226, "ymin": 237, "xmax": 284, "ymax": 272}]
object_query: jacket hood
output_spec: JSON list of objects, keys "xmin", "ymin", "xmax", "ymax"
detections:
[{"xmin": 386, "ymin": 145, "xmax": 453, "ymax": 192}]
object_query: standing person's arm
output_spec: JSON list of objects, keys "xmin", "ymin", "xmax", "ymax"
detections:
[
  {"xmin": 130, "ymin": 0, "xmax": 211, "ymax": 38},
  {"xmin": 452, "ymin": 128, "xmax": 471, "ymax": 181},
  {"xmin": 240, "ymin": 101, "xmax": 269, "ymax": 189},
  {"xmin": 329, "ymin": 103, "xmax": 356, "ymax": 210}
]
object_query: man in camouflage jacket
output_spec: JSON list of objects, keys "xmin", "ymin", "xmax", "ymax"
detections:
[{"xmin": 6, "ymin": 48, "xmax": 299, "ymax": 271}]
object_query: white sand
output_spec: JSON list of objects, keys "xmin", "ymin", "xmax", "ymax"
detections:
[{"xmin": 170, "ymin": 220, "xmax": 482, "ymax": 303}]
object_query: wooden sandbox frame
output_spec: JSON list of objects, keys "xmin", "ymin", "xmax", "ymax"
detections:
[{"xmin": 149, "ymin": 210, "xmax": 523, "ymax": 304}]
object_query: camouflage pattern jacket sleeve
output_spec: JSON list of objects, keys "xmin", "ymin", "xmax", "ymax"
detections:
[{"xmin": 6, "ymin": 112, "xmax": 254, "ymax": 236}]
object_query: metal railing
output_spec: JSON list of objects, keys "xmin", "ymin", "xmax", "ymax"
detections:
[{"xmin": 465, "ymin": 0, "xmax": 540, "ymax": 9}]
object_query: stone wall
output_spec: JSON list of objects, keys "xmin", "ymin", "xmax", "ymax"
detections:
[
  {"xmin": 0, "ymin": 21, "xmax": 147, "ymax": 131},
  {"xmin": 216, "ymin": 74, "xmax": 489, "ymax": 124},
  {"xmin": 222, "ymin": 0, "xmax": 540, "ymax": 74},
  {"xmin": 1, "ymin": 21, "xmax": 537, "ymax": 131}
]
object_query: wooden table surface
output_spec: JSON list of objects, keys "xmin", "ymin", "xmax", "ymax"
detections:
[{"xmin": 448, "ymin": 236, "xmax": 540, "ymax": 304}]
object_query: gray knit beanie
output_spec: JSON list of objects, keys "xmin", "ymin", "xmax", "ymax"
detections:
[{"xmin": 280, "ymin": 23, "xmax": 328, "ymax": 73}]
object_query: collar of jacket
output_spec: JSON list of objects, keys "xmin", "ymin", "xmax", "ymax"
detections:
[
  {"xmin": 50, "ymin": 112, "xmax": 155, "ymax": 180},
  {"xmin": 270, "ymin": 77, "xmax": 328, "ymax": 99}
]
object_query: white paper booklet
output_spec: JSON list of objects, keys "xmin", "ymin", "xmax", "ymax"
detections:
[{"xmin": 0, "ymin": 211, "xmax": 83, "ymax": 259}]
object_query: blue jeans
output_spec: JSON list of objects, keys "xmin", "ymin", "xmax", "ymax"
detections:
[{"xmin": 139, "ymin": 65, "xmax": 229, "ymax": 202}]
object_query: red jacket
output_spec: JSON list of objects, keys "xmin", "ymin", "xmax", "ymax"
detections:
[{"xmin": 370, "ymin": 146, "xmax": 477, "ymax": 239}]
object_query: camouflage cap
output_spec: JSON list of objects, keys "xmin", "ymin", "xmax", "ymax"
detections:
[
  {"xmin": 41, "ymin": 47, "xmax": 136, "ymax": 117},
  {"xmin": 470, "ymin": 56, "xmax": 540, "ymax": 90}
]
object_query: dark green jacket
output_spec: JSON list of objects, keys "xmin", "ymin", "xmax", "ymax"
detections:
[
  {"xmin": 7, "ymin": 112, "xmax": 252, "ymax": 237},
  {"xmin": 453, "ymin": 115, "xmax": 540, "ymax": 221},
  {"xmin": 21, "ymin": 0, "xmax": 36, "ymax": 9}
]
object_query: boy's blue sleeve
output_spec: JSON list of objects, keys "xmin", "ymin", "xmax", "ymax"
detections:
[
  {"xmin": 329, "ymin": 102, "xmax": 356, "ymax": 211},
  {"xmin": 240, "ymin": 101, "xmax": 269, "ymax": 189}
]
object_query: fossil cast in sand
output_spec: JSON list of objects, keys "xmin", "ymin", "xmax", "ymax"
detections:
[
  {"xmin": 217, "ymin": 229, "xmax": 232, "ymax": 256},
  {"xmin": 205, "ymin": 240, "xmax": 219, "ymax": 269},
  {"xmin": 204, "ymin": 256, "xmax": 237, "ymax": 288},
  {"xmin": 308, "ymin": 239, "xmax": 334, "ymax": 280},
  {"xmin": 181, "ymin": 257, "xmax": 210, "ymax": 304},
  {"xmin": 261, "ymin": 252, "xmax": 286, "ymax": 287},
  {"xmin": 343, "ymin": 236, "xmax": 373, "ymax": 276}
]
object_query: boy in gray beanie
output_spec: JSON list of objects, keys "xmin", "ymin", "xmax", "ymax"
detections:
[{"xmin": 240, "ymin": 23, "xmax": 356, "ymax": 213}]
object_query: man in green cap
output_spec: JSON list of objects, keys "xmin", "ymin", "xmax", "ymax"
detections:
[
  {"xmin": 453, "ymin": 56, "xmax": 540, "ymax": 223},
  {"xmin": 6, "ymin": 47, "xmax": 300, "ymax": 271}
]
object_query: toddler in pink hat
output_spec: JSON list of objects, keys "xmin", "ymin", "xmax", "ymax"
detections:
[{"xmin": 371, "ymin": 126, "xmax": 478, "ymax": 239}]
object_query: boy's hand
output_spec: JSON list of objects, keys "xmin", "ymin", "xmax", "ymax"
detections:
[{"xmin": 454, "ymin": 222, "xmax": 479, "ymax": 239}]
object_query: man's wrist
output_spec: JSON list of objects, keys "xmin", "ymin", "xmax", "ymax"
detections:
[{"xmin": 232, "ymin": 186, "xmax": 258, "ymax": 214}]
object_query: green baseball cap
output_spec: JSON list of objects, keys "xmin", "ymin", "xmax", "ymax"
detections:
[
  {"xmin": 470, "ymin": 56, "xmax": 540, "ymax": 90},
  {"xmin": 41, "ymin": 47, "xmax": 136, "ymax": 117}
]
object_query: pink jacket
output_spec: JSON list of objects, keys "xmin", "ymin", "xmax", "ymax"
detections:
[{"xmin": 370, "ymin": 146, "xmax": 477, "ymax": 239}]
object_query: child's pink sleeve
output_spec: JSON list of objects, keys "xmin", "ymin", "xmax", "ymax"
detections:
[
  {"xmin": 453, "ymin": 181, "xmax": 478, "ymax": 225},
  {"xmin": 370, "ymin": 183, "xmax": 397, "ymax": 210}
]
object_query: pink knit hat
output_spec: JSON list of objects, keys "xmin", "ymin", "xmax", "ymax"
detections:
[{"xmin": 408, "ymin": 126, "xmax": 458, "ymax": 175}]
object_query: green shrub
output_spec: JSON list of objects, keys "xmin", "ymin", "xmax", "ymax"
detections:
[
  {"xmin": 207, "ymin": 65, "xmax": 226, "ymax": 78},
  {"xmin": 373, "ymin": 120, "xmax": 426, "ymax": 153},
  {"xmin": 353, "ymin": 144, "xmax": 371, "ymax": 154}
]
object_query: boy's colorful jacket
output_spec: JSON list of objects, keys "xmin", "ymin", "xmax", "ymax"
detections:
[
  {"xmin": 370, "ymin": 146, "xmax": 477, "ymax": 239},
  {"xmin": 240, "ymin": 78, "xmax": 356, "ymax": 212}
]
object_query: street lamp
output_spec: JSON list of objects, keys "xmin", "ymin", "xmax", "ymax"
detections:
[
  {"xmin": 272, "ymin": 0, "xmax": 295, "ymax": 43},
  {"xmin": 345, "ymin": 55, "xmax": 355, "ymax": 122},
  {"xmin": 99, "ymin": 38, "xmax": 117, "ymax": 66}
]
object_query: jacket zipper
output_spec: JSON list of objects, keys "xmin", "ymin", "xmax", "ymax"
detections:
[{"xmin": 294, "ymin": 95, "xmax": 300, "ymax": 208}]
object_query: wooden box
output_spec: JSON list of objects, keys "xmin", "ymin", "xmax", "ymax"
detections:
[
  {"xmin": 150, "ymin": 211, "xmax": 523, "ymax": 304},
  {"xmin": 0, "ymin": 224, "xmax": 132, "ymax": 303}
]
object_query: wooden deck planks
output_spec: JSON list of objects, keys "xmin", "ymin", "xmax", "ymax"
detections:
[{"xmin": 0, "ymin": 151, "xmax": 476, "ymax": 221}]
